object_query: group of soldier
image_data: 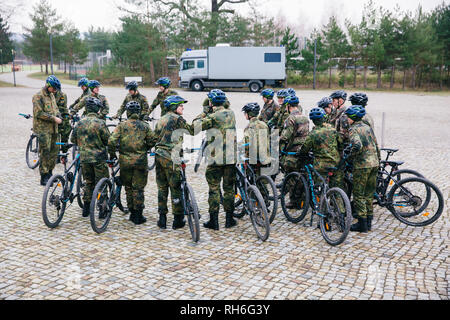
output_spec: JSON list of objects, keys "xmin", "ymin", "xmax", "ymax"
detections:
[{"xmin": 32, "ymin": 74, "xmax": 379, "ymax": 234}]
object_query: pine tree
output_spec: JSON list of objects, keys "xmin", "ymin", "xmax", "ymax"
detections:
[{"xmin": 0, "ymin": 14, "xmax": 14, "ymax": 66}]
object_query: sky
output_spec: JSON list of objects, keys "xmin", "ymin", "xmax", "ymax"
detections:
[{"xmin": 7, "ymin": 0, "xmax": 448, "ymax": 36}]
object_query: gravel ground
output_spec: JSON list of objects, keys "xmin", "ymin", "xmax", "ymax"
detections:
[{"xmin": 0, "ymin": 72, "xmax": 448, "ymax": 300}]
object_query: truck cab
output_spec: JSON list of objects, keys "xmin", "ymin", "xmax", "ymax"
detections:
[{"xmin": 179, "ymin": 49, "xmax": 208, "ymax": 91}]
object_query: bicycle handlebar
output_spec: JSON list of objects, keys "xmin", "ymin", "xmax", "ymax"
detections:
[
  {"xmin": 56, "ymin": 142, "xmax": 75, "ymax": 148},
  {"xmin": 19, "ymin": 113, "xmax": 32, "ymax": 119}
]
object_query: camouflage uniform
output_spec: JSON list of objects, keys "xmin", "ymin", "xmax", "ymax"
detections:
[
  {"xmin": 300, "ymin": 122, "xmax": 344, "ymax": 188},
  {"xmin": 149, "ymin": 89, "xmax": 178, "ymax": 117},
  {"xmin": 270, "ymin": 103, "xmax": 302, "ymax": 131},
  {"xmin": 54, "ymin": 91, "xmax": 71, "ymax": 152},
  {"xmin": 194, "ymin": 105, "xmax": 237, "ymax": 216},
  {"xmin": 69, "ymin": 87, "xmax": 91, "ymax": 111},
  {"xmin": 279, "ymin": 109, "xmax": 309, "ymax": 173},
  {"xmin": 348, "ymin": 121, "xmax": 380, "ymax": 219},
  {"xmin": 108, "ymin": 113, "xmax": 157, "ymax": 212},
  {"xmin": 154, "ymin": 110, "xmax": 194, "ymax": 216},
  {"xmin": 258, "ymin": 100, "xmax": 279, "ymax": 124},
  {"xmin": 243, "ymin": 117, "xmax": 270, "ymax": 176},
  {"xmin": 115, "ymin": 92, "xmax": 150, "ymax": 120},
  {"xmin": 362, "ymin": 112, "xmax": 374, "ymax": 129},
  {"xmin": 71, "ymin": 113, "xmax": 110, "ymax": 203},
  {"xmin": 32, "ymin": 87, "xmax": 60, "ymax": 176},
  {"xmin": 71, "ymin": 92, "xmax": 110, "ymax": 120}
]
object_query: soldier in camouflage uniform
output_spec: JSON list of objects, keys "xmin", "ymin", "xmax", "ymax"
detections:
[
  {"xmin": 202, "ymin": 96, "xmax": 230, "ymax": 110},
  {"xmin": 33, "ymin": 76, "xmax": 63, "ymax": 185},
  {"xmin": 109, "ymin": 101, "xmax": 157, "ymax": 225},
  {"xmin": 113, "ymin": 81, "xmax": 150, "ymax": 121},
  {"xmin": 71, "ymin": 97, "xmax": 110, "ymax": 217},
  {"xmin": 317, "ymin": 97, "xmax": 334, "ymax": 124},
  {"xmin": 70, "ymin": 80, "xmax": 109, "ymax": 120},
  {"xmin": 54, "ymin": 90, "xmax": 71, "ymax": 153},
  {"xmin": 349, "ymin": 93, "xmax": 374, "ymax": 129},
  {"xmin": 154, "ymin": 95, "xmax": 194, "ymax": 230},
  {"xmin": 267, "ymin": 89, "xmax": 287, "ymax": 129},
  {"xmin": 258, "ymin": 89, "xmax": 279, "ymax": 124},
  {"xmin": 345, "ymin": 106, "xmax": 380, "ymax": 233},
  {"xmin": 241, "ymin": 102, "xmax": 270, "ymax": 176},
  {"xmin": 149, "ymin": 77, "xmax": 178, "ymax": 117},
  {"xmin": 193, "ymin": 89, "xmax": 237, "ymax": 230},
  {"xmin": 328, "ymin": 90, "xmax": 347, "ymax": 128},
  {"xmin": 69, "ymin": 77, "xmax": 90, "ymax": 113}
]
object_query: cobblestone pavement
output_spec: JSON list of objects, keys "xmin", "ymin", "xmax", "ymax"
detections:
[{"xmin": 0, "ymin": 75, "xmax": 448, "ymax": 300}]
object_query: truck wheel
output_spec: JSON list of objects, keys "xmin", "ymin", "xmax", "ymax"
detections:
[
  {"xmin": 249, "ymin": 82, "xmax": 261, "ymax": 93},
  {"xmin": 191, "ymin": 80, "xmax": 203, "ymax": 91}
]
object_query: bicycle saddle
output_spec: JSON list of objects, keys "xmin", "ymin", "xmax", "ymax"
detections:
[
  {"xmin": 380, "ymin": 160, "xmax": 404, "ymax": 167},
  {"xmin": 381, "ymin": 148, "xmax": 399, "ymax": 153}
]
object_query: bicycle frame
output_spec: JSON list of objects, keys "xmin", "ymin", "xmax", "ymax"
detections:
[{"xmin": 56, "ymin": 143, "xmax": 81, "ymax": 203}]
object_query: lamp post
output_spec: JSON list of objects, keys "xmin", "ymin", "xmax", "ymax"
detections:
[
  {"xmin": 12, "ymin": 49, "xmax": 16, "ymax": 87},
  {"xmin": 313, "ymin": 39, "xmax": 317, "ymax": 90},
  {"xmin": 50, "ymin": 33, "xmax": 54, "ymax": 74}
]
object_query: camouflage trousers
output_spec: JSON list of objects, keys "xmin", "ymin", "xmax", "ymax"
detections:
[
  {"xmin": 120, "ymin": 164, "xmax": 148, "ymax": 211},
  {"xmin": 81, "ymin": 162, "xmax": 109, "ymax": 203},
  {"xmin": 352, "ymin": 167, "xmax": 378, "ymax": 218},
  {"xmin": 205, "ymin": 165, "xmax": 235, "ymax": 215},
  {"xmin": 38, "ymin": 133, "xmax": 58, "ymax": 175},
  {"xmin": 58, "ymin": 118, "xmax": 72, "ymax": 152},
  {"xmin": 155, "ymin": 155, "xmax": 183, "ymax": 216}
]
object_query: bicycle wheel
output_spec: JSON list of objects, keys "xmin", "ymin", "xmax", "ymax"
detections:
[
  {"xmin": 280, "ymin": 172, "xmax": 310, "ymax": 223},
  {"xmin": 247, "ymin": 185, "xmax": 270, "ymax": 241},
  {"xmin": 388, "ymin": 177, "xmax": 444, "ymax": 227},
  {"xmin": 26, "ymin": 134, "xmax": 40, "ymax": 169},
  {"xmin": 319, "ymin": 187, "xmax": 352, "ymax": 246},
  {"xmin": 185, "ymin": 183, "xmax": 200, "ymax": 242},
  {"xmin": 233, "ymin": 183, "xmax": 247, "ymax": 218},
  {"xmin": 90, "ymin": 178, "xmax": 113, "ymax": 234},
  {"xmin": 386, "ymin": 168, "xmax": 424, "ymax": 193},
  {"xmin": 256, "ymin": 175, "xmax": 278, "ymax": 224},
  {"xmin": 148, "ymin": 148, "xmax": 156, "ymax": 171},
  {"xmin": 76, "ymin": 167, "xmax": 85, "ymax": 209},
  {"xmin": 42, "ymin": 174, "xmax": 67, "ymax": 228}
]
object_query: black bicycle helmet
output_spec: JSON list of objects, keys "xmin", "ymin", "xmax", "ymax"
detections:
[
  {"xmin": 242, "ymin": 102, "xmax": 260, "ymax": 117},
  {"xmin": 126, "ymin": 80, "xmax": 138, "ymax": 91},
  {"xmin": 125, "ymin": 101, "xmax": 141, "ymax": 114},
  {"xmin": 330, "ymin": 90, "xmax": 347, "ymax": 101},
  {"xmin": 349, "ymin": 92, "xmax": 368, "ymax": 107},
  {"xmin": 85, "ymin": 97, "xmax": 102, "ymax": 113},
  {"xmin": 317, "ymin": 97, "xmax": 333, "ymax": 109}
]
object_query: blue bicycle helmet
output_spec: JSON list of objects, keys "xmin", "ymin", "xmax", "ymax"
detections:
[
  {"xmin": 349, "ymin": 92, "xmax": 368, "ymax": 107},
  {"xmin": 317, "ymin": 97, "xmax": 333, "ymax": 109},
  {"xmin": 77, "ymin": 77, "xmax": 89, "ymax": 88},
  {"xmin": 284, "ymin": 95, "xmax": 300, "ymax": 106},
  {"xmin": 126, "ymin": 80, "xmax": 138, "ymax": 91},
  {"xmin": 260, "ymin": 88, "xmax": 275, "ymax": 99},
  {"xmin": 286, "ymin": 88, "xmax": 296, "ymax": 97},
  {"xmin": 330, "ymin": 90, "xmax": 347, "ymax": 101},
  {"xmin": 345, "ymin": 105, "xmax": 366, "ymax": 120},
  {"xmin": 88, "ymin": 80, "xmax": 101, "ymax": 89},
  {"xmin": 276, "ymin": 89, "xmax": 288, "ymax": 98},
  {"xmin": 46, "ymin": 75, "xmax": 61, "ymax": 91},
  {"xmin": 309, "ymin": 107, "xmax": 326, "ymax": 120},
  {"xmin": 207, "ymin": 89, "xmax": 227, "ymax": 106},
  {"xmin": 164, "ymin": 95, "xmax": 188, "ymax": 110},
  {"xmin": 156, "ymin": 77, "xmax": 171, "ymax": 88}
]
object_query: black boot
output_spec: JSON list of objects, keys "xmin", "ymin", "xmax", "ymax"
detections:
[
  {"xmin": 204, "ymin": 212, "xmax": 219, "ymax": 230},
  {"xmin": 82, "ymin": 202, "xmax": 90, "ymax": 217},
  {"xmin": 172, "ymin": 214, "xmax": 186, "ymax": 230},
  {"xmin": 132, "ymin": 209, "xmax": 147, "ymax": 225},
  {"xmin": 367, "ymin": 215, "xmax": 373, "ymax": 231},
  {"xmin": 40, "ymin": 173, "xmax": 51, "ymax": 186},
  {"xmin": 225, "ymin": 211, "xmax": 237, "ymax": 228},
  {"xmin": 350, "ymin": 217, "xmax": 368, "ymax": 233},
  {"xmin": 157, "ymin": 213, "xmax": 167, "ymax": 229},
  {"xmin": 129, "ymin": 208, "xmax": 137, "ymax": 223}
]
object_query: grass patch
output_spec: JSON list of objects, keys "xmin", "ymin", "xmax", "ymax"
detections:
[{"xmin": 28, "ymin": 71, "xmax": 78, "ymax": 86}]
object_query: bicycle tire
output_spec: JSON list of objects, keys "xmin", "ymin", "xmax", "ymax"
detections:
[
  {"xmin": 387, "ymin": 177, "xmax": 444, "ymax": 227},
  {"xmin": 319, "ymin": 187, "xmax": 352, "ymax": 246},
  {"xmin": 256, "ymin": 175, "xmax": 278, "ymax": 224},
  {"xmin": 185, "ymin": 183, "xmax": 200, "ymax": 242},
  {"xmin": 90, "ymin": 178, "xmax": 113, "ymax": 234},
  {"xmin": 26, "ymin": 134, "xmax": 40, "ymax": 169},
  {"xmin": 280, "ymin": 172, "xmax": 310, "ymax": 223},
  {"xmin": 247, "ymin": 185, "xmax": 270, "ymax": 242},
  {"xmin": 76, "ymin": 166, "xmax": 85, "ymax": 209},
  {"xmin": 42, "ymin": 174, "xmax": 67, "ymax": 228}
]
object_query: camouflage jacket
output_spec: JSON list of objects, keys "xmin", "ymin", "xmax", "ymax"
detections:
[
  {"xmin": 71, "ymin": 92, "xmax": 110, "ymax": 119},
  {"xmin": 280, "ymin": 109, "xmax": 309, "ymax": 153},
  {"xmin": 154, "ymin": 111, "xmax": 194, "ymax": 160},
  {"xmin": 202, "ymin": 98, "xmax": 231, "ymax": 109},
  {"xmin": 108, "ymin": 113, "xmax": 157, "ymax": 167},
  {"xmin": 348, "ymin": 121, "xmax": 380, "ymax": 169},
  {"xmin": 149, "ymin": 89, "xmax": 178, "ymax": 116},
  {"xmin": 194, "ymin": 106, "xmax": 237, "ymax": 166},
  {"xmin": 300, "ymin": 122, "xmax": 343, "ymax": 172},
  {"xmin": 54, "ymin": 91, "xmax": 69, "ymax": 120},
  {"xmin": 258, "ymin": 100, "xmax": 279, "ymax": 123},
  {"xmin": 243, "ymin": 117, "xmax": 271, "ymax": 165},
  {"xmin": 69, "ymin": 88, "xmax": 90, "ymax": 110},
  {"xmin": 115, "ymin": 91, "xmax": 150, "ymax": 120},
  {"xmin": 362, "ymin": 112, "xmax": 374, "ymax": 129},
  {"xmin": 32, "ymin": 87, "xmax": 59, "ymax": 135},
  {"xmin": 71, "ymin": 113, "xmax": 110, "ymax": 163}
]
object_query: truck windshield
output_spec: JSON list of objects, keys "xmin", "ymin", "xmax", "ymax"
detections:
[{"xmin": 182, "ymin": 60, "xmax": 195, "ymax": 70}]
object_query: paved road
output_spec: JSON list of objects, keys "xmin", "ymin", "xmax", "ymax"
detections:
[
  {"xmin": 0, "ymin": 71, "xmax": 78, "ymax": 89},
  {"xmin": 0, "ymin": 77, "xmax": 448, "ymax": 300}
]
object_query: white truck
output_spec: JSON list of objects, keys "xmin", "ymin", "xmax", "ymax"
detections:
[{"xmin": 178, "ymin": 45, "xmax": 286, "ymax": 92}]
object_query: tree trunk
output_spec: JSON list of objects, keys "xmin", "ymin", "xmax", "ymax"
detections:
[
  {"xmin": 390, "ymin": 64, "xmax": 395, "ymax": 89},
  {"xmin": 353, "ymin": 59, "xmax": 357, "ymax": 88},
  {"xmin": 411, "ymin": 65, "xmax": 416, "ymax": 89},
  {"xmin": 363, "ymin": 65, "xmax": 368, "ymax": 89},
  {"xmin": 45, "ymin": 62, "xmax": 48, "ymax": 75},
  {"xmin": 64, "ymin": 60, "xmax": 67, "ymax": 74},
  {"xmin": 40, "ymin": 62, "xmax": 43, "ymax": 73},
  {"xmin": 328, "ymin": 66, "xmax": 332, "ymax": 88},
  {"xmin": 418, "ymin": 66, "xmax": 423, "ymax": 88},
  {"xmin": 439, "ymin": 63, "xmax": 443, "ymax": 90},
  {"xmin": 149, "ymin": 57, "xmax": 155, "ymax": 83},
  {"xmin": 377, "ymin": 65, "xmax": 382, "ymax": 89}
]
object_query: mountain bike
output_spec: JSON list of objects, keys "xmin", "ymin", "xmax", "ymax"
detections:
[
  {"xmin": 280, "ymin": 153, "xmax": 352, "ymax": 246},
  {"xmin": 179, "ymin": 159, "xmax": 200, "ymax": 242},
  {"xmin": 19, "ymin": 113, "xmax": 40, "ymax": 169},
  {"xmin": 41, "ymin": 143, "xmax": 85, "ymax": 228},
  {"xmin": 89, "ymin": 160, "xmax": 126, "ymax": 234}
]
